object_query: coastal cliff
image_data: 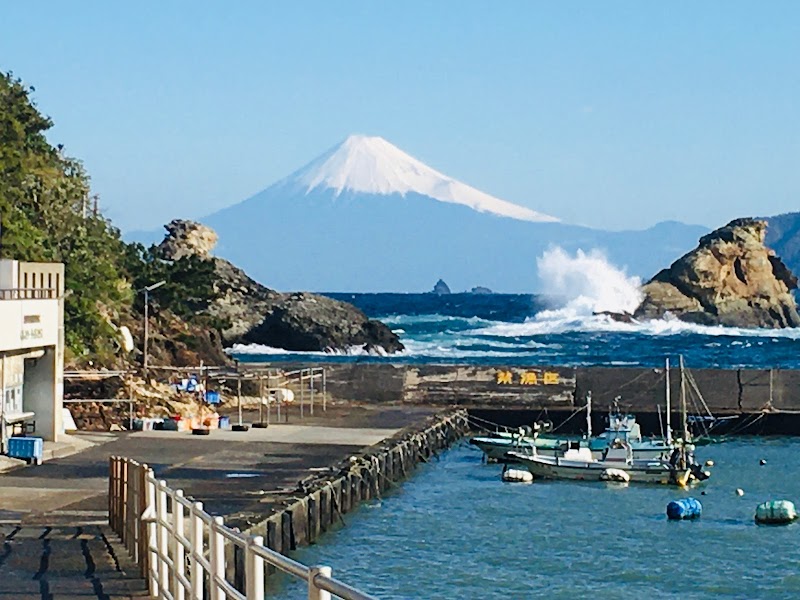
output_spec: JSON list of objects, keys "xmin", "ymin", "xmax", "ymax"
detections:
[
  {"xmin": 157, "ymin": 220, "xmax": 403, "ymax": 354},
  {"xmin": 634, "ymin": 218, "xmax": 800, "ymax": 328}
]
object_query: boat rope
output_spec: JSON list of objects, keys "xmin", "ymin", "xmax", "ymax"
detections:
[
  {"xmin": 466, "ymin": 414, "xmax": 514, "ymax": 433},
  {"xmin": 550, "ymin": 405, "xmax": 589, "ymax": 433}
]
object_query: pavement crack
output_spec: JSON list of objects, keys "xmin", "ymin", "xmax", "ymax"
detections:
[
  {"xmin": 33, "ymin": 538, "xmax": 51, "ymax": 580},
  {"xmin": 99, "ymin": 529, "xmax": 123, "ymax": 572},
  {"xmin": 81, "ymin": 538, "xmax": 110, "ymax": 600}
]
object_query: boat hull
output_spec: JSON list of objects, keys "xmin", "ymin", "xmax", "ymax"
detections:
[
  {"xmin": 508, "ymin": 452, "xmax": 691, "ymax": 486},
  {"xmin": 470, "ymin": 436, "xmax": 671, "ymax": 462}
]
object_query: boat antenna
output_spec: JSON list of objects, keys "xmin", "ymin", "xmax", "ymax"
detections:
[
  {"xmin": 665, "ymin": 357, "xmax": 673, "ymax": 445},
  {"xmin": 586, "ymin": 391, "xmax": 592, "ymax": 438}
]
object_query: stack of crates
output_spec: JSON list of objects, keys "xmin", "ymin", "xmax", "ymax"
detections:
[{"xmin": 7, "ymin": 436, "xmax": 44, "ymax": 465}]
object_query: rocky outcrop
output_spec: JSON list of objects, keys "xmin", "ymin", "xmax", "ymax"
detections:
[
  {"xmin": 157, "ymin": 219, "xmax": 218, "ymax": 260},
  {"xmin": 470, "ymin": 286, "xmax": 493, "ymax": 294},
  {"xmin": 242, "ymin": 292, "xmax": 404, "ymax": 353},
  {"xmin": 635, "ymin": 218, "xmax": 800, "ymax": 328},
  {"xmin": 432, "ymin": 279, "xmax": 451, "ymax": 295},
  {"xmin": 156, "ymin": 220, "xmax": 404, "ymax": 353}
]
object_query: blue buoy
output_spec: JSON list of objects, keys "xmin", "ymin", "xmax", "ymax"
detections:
[{"xmin": 667, "ymin": 497, "xmax": 703, "ymax": 520}]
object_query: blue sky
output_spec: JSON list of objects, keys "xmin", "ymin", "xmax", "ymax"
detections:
[{"xmin": 2, "ymin": 1, "xmax": 798, "ymax": 232}]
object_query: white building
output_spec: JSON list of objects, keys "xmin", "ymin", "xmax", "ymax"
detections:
[{"xmin": 0, "ymin": 259, "xmax": 64, "ymax": 453}]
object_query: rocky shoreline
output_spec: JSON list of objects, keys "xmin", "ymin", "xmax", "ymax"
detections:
[{"xmin": 156, "ymin": 220, "xmax": 403, "ymax": 357}]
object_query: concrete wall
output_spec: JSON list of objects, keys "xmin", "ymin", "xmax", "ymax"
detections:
[
  {"xmin": 24, "ymin": 347, "xmax": 62, "ymax": 442},
  {"xmin": 0, "ymin": 298, "xmax": 59, "ymax": 352},
  {"xmin": 310, "ymin": 363, "xmax": 800, "ymax": 414}
]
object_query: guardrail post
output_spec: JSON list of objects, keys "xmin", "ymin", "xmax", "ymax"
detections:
[
  {"xmin": 108, "ymin": 456, "xmax": 116, "ymax": 531},
  {"xmin": 145, "ymin": 470, "xmax": 159, "ymax": 596},
  {"xmin": 189, "ymin": 501, "xmax": 205, "ymax": 600},
  {"xmin": 245, "ymin": 535, "xmax": 265, "ymax": 600},
  {"xmin": 308, "ymin": 565, "xmax": 332, "ymax": 600},
  {"xmin": 210, "ymin": 516, "xmax": 226, "ymax": 600},
  {"xmin": 174, "ymin": 489, "xmax": 186, "ymax": 600},
  {"xmin": 157, "ymin": 481, "xmax": 170, "ymax": 596}
]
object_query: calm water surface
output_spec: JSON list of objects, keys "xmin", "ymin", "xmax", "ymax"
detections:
[{"xmin": 268, "ymin": 439, "xmax": 800, "ymax": 599}]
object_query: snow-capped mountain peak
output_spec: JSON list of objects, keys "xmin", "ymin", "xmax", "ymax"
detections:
[{"xmin": 284, "ymin": 134, "xmax": 559, "ymax": 223}]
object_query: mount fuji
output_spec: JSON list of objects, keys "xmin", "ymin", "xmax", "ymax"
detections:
[{"xmin": 145, "ymin": 135, "xmax": 709, "ymax": 292}]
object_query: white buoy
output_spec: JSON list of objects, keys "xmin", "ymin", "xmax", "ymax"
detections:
[
  {"xmin": 705, "ymin": 460, "xmax": 714, "ymax": 467},
  {"xmin": 736, "ymin": 488, "xmax": 745, "ymax": 496},
  {"xmin": 600, "ymin": 468, "xmax": 631, "ymax": 483},
  {"xmin": 502, "ymin": 469, "xmax": 533, "ymax": 483},
  {"xmin": 755, "ymin": 500, "xmax": 797, "ymax": 524}
]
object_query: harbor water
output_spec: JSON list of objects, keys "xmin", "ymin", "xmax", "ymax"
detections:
[{"xmin": 269, "ymin": 439, "xmax": 800, "ymax": 599}]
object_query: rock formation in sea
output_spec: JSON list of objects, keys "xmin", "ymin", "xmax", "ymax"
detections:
[
  {"xmin": 470, "ymin": 286, "xmax": 493, "ymax": 294},
  {"xmin": 157, "ymin": 219, "xmax": 404, "ymax": 353},
  {"xmin": 432, "ymin": 279, "xmax": 451, "ymax": 295},
  {"xmin": 634, "ymin": 218, "xmax": 800, "ymax": 328}
]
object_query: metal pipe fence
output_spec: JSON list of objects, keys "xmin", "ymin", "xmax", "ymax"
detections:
[{"xmin": 109, "ymin": 456, "xmax": 377, "ymax": 600}]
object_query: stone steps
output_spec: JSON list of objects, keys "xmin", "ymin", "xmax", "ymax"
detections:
[{"xmin": 0, "ymin": 524, "xmax": 148, "ymax": 599}]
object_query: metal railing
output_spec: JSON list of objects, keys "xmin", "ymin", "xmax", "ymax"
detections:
[
  {"xmin": 109, "ymin": 456, "xmax": 377, "ymax": 600},
  {"xmin": 0, "ymin": 287, "xmax": 57, "ymax": 300}
]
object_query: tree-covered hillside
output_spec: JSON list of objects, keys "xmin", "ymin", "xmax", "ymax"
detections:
[{"xmin": 0, "ymin": 72, "xmax": 220, "ymax": 365}]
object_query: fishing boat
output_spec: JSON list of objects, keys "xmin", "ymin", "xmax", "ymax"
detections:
[
  {"xmin": 470, "ymin": 391, "xmax": 674, "ymax": 462},
  {"xmin": 506, "ymin": 356, "xmax": 708, "ymax": 487}
]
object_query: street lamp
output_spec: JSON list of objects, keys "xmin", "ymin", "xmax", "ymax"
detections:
[{"xmin": 139, "ymin": 280, "xmax": 166, "ymax": 382}]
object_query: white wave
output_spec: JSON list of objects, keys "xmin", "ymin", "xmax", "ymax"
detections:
[
  {"xmin": 380, "ymin": 313, "xmax": 497, "ymax": 327},
  {"xmin": 536, "ymin": 247, "xmax": 642, "ymax": 316},
  {"xmin": 227, "ymin": 343, "xmax": 381, "ymax": 356},
  {"xmin": 473, "ymin": 311, "xmax": 800, "ymax": 339}
]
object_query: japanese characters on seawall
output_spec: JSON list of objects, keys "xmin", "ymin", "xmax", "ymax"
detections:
[{"xmin": 495, "ymin": 369, "xmax": 560, "ymax": 385}]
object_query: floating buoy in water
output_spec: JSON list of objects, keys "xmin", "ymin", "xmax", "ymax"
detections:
[
  {"xmin": 701, "ymin": 491, "xmax": 707, "ymax": 496},
  {"xmin": 760, "ymin": 459, "xmax": 767, "ymax": 466},
  {"xmin": 736, "ymin": 488, "xmax": 744, "ymax": 497},
  {"xmin": 667, "ymin": 498, "xmax": 702, "ymax": 520},
  {"xmin": 705, "ymin": 460, "xmax": 714, "ymax": 467},
  {"xmin": 600, "ymin": 468, "xmax": 630, "ymax": 483},
  {"xmin": 755, "ymin": 500, "xmax": 797, "ymax": 524},
  {"xmin": 502, "ymin": 469, "xmax": 533, "ymax": 483}
]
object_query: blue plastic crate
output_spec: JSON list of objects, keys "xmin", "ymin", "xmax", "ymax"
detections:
[
  {"xmin": 7, "ymin": 436, "xmax": 43, "ymax": 463},
  {"xmin": 206, "ymin": 390, "xmax": 220, "ymax": 405}
]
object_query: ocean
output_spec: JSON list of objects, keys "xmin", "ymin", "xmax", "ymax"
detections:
[{"xmin": 230, "ymin": 292, "xmax": 800, "ymax": 369}]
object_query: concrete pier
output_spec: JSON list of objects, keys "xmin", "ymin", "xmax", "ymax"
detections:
[{"xmin": 0, "ymin": 404, "xmax": 464, "ymax": 596}]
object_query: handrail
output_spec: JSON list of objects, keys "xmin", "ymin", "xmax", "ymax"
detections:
[
  {"xmin": 109, "ymin": 455, "xmax": 378, "ymax": 600},
  {"xmin": 0, "ymin": 287, "xmax": 57, "ymax": 300}
]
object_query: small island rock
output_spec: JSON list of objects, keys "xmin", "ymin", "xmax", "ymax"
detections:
[
  {"xmin": 470, "ymin": 286, "xmax": 493, "ymax": 294},
  {"xmin": 432, "ymin": 279, "xmax": 451, "ymax": 295}
]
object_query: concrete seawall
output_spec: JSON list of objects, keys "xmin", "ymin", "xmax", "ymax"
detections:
[
  {"xmin": 311, "ymin": 364, "xmax": 800, "ymax": 414},
  {"xmin": 238, "ymin": 409, "xmax": 469, "ymax": 577}
]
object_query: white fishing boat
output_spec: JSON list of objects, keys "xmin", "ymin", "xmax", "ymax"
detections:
[{"xmin": 506, "ymin": 441, "xmax": 694, "ymax": 486}]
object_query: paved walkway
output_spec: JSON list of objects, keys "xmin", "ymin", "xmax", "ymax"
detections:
[{"xmin": 0, "ymin": 405, "xmax": 430, "ymax": 597}]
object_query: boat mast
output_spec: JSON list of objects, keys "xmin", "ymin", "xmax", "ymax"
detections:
[
  {"xmin": 665, "ymin": 358, "xmax": 672, "ymax": 445},
  {"xmin": 586, "ymin": 391, "xmax": 592, "ymax": 438},
  {"xmin": 679, "ymin": 355, "xmax": 689, "ymax": 443}
]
